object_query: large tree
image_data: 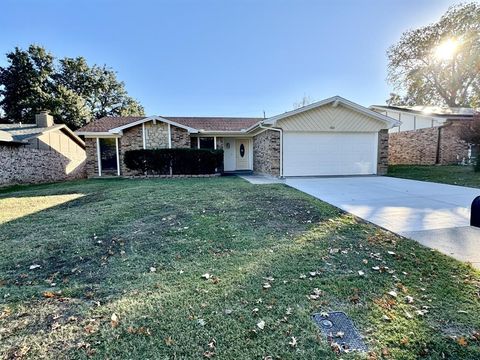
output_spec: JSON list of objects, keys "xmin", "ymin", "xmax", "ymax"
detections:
[
  {"xmin": 387, "ymin": 2, "xmax": 480, "ymax": 107},
  {"xmin": 0, "ymin": 45, "xmax": 144, "ymax": 128},
  {"xmin": 0, "ymin": 45, "xmax": 55, "ymax": 123}
]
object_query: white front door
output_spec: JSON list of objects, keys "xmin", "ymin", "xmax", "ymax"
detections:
[
  {"xmin": 283, "ymin": 132, "xmax": 378, "ymax": 176},
  {"xmin": 235, "ymin": 139, "xmax": 250, "ymax": 170},
  {"xmin": 223, "ymin": 138, "xmax": 236, "ymax": 171}
]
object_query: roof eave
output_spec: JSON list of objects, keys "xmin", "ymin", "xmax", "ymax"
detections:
[
  {"xmin": 108, "ymin": 116, "xmax": 199, "ymax": 134},
  {"xmin": 264, "ymin": 96, "xmax": 400, "ymax": 128}
]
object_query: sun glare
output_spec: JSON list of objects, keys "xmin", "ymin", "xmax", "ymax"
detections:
[{"xmin": 434, "ymin": 38, "xmax": 459, "ymax": 60}]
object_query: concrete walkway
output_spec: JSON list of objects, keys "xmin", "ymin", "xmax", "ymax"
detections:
[
  {"xmin": 286, "ymin": 176, "xmax": 480, "ymax": 268},
  {"xmin": 240, "ymin": 175, "xmax": 285, "ymax": 185}
]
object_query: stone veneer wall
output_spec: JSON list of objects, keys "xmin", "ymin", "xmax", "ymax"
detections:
[
  {"xmin": 389, "ymin": 121, "xmax": 469, "ymax": 165},
  {"xmin": 145, "ymin": 122, "xmax": 168, "ymax": 149},
  {"xmin": 377, "ymin": 129, "xmax": 389, "ymax": 175},
  {"xmin": 0, "ymin": 145, "xmax": 86, "ymax": 186},
  {"xmin": 253, "ymin": 130, "xmax": 280, "ymax": 176}
]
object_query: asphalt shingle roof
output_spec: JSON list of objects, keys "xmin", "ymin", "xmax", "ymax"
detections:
[
  {"xmin": 163, "ymin": 117, "xmax": 262, "ymax": 131},
  {"xmin": 76, "ymin": 116, "xmax": 262, "ymax": 133},
  {"xmin": 0, "ymin": 124, "xmax": 64, "ymax": 142}
]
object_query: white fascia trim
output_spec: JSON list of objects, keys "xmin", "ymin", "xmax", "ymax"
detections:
[
  {"xmin": 168, "ymin": 123, "xmax": 172, "ymax": 148},
  {"xmin": 369, "ymin": 106, "xmax": 448, "ymax": 123},
  {"xmin": 115, "ymin": 137, "xmax": 120, "ymax": 176},
  {"xmin": 192, "ymin": 133, "xmax": 255, "ymax": 138},
  {"xmin": 96, "ymin": 138, "xmax": 102, "ymax": 177},
  {"xmin": 109, "ymin": 116, "xmax": 199, "ymax": 134},
  {"xmin": 263, "ymin": 95, "xmax": 400, "ymax": 128},
  {"xmin": 77, "ymin": 132, "xmax": 120, "ymax": 137}
]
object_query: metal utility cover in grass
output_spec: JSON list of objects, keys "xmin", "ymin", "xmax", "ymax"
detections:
[{"xmin": 312, "ymin": 311, "xmax": 367, "ymax": 352}]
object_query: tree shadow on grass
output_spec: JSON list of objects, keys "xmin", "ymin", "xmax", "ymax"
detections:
[{"xmin": 1, "ymin": 177, "xmax": 480, "ymax": 359}]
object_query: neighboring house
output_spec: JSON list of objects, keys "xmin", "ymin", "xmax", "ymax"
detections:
[
  {"xmin": 370, "ymin": 105, "xmax": 476, "ymax": 165},
  {"xmin": 0, "ymin": 111, "xmax": 86, "ymax": 186},
  {"xmin": 76, "ymin": 96, "xmax": 398, "ymax": 178}
]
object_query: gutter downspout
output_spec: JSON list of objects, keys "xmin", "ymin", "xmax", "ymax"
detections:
[{"xmin": 259, "ymin": 124, "xmax": 283, "ymax": 178}]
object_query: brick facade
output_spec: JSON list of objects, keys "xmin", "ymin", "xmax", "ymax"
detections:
[
  {"xmin": 85, "ymin": 122, "xmax": 193, "ymax": 177},
  {"xmin": 389, "ymin": 121, "xmax": 469, "ymax": 165},
  {"xmin": 438, "ymin": 121, "xmax": 470, "ymax": 164},
  {"xmin": 377, "ymin": 129, "xmax": 389, "ymax": 175},
  {"xmin": 0, "ymin": 145, "xmax": 86, "ymax": 186},
  {"xmin": 253, "ymin": 130, "xmax": 280, "ymax": 176},
  {"xmin": 171, "ymin": 126, "xmax": 190, "ymax": 148}
]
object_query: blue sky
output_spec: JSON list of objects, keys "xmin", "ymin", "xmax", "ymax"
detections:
[{"xmin": 0, "ymin": 0, "xmax": 464, "ymax": 117}]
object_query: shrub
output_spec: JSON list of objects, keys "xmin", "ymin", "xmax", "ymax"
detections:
[{"xmin": 124, "ymin": 148, "xmax": 224, "ymax": 175}]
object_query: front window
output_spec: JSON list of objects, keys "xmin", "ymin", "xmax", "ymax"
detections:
[{"xmin": 191, "ymin": 137, "xmax": 215, "ymax": 149}]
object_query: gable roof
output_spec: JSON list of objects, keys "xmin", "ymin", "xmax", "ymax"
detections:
[
  {"xmin": 370, "ymin": 104, "xmax": 476, "ymax": 119},
  {"xmin": 0, "ymin": 123, "xmax": 85, "ymax": 147},
  {"xmin": 75, "ymin": 116, "xmax": 147, "ymax": 133},
  {"xmin": 76, "ymin": 115, "xmax": 262, "ymax": 135},
  {"xmin": 261, "ymin": 96, "xmax": 400, "ymax": 128}
]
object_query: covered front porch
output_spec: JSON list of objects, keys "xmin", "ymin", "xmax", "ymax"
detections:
[{"xmin": 191, "ymin": 136, "xmax": 253, "ymax": 172}]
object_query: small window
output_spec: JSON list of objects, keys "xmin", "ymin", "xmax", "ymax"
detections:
[
  {"xmin": 191, "ymin": 137, "xmax": 215, "ymax": 149},
  {"xmin": 199, "ymin": 137, "xmax": 215, "ymax": 149}
]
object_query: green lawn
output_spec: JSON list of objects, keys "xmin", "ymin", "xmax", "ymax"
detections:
[
  {"xmin": 1, "ymin": 178, "xmax": 480, "ymax": 359},
  {"xmin": 388, "ymin": 165, "xmax": 480, "ymax": 188}
]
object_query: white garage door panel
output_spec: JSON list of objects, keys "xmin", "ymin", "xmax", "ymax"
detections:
[{"xmin": 283, "ymin": 132, "xmax": 377, "ymax": 176}]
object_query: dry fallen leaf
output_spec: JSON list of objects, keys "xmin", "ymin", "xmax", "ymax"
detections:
[
  {"xmin": 29, "ymin": 264, "xmax": 41, "ymax": 270},
  {"xmin": 203, "ymin": 351, "xmax": 215, "ymax": 358},
  {"xmin": 201, "ymin": 273, "xmax": 211, "ymax": 280},
  {"xmin": 164, "ymin": 336, "xmax": 175, "ymax": 346},
  {"xmin": 387, "ymin": 291, "xmax": 398, "ymax": 298},
  {"xmin": 262, "ymin": 283, "xmax": 271, "ymax": 289},
  {"xmin": 289, "ymin": 336, "xmax": 297, "ymax": 348},
  {"xmin": 111, "ymin": 313, "xmax": 119, "ymax": 327},
  {"xmin": 149, "ymin": 267, "xmax": 156, "ymax": 273},
  {"xmin": 257, "ymin": 320, "xmax": 265, "ymax": 330},
  {"xmin": 457, "ymin": 337, "xmax": 468, "ymax": 347},
  {"xmin": 42, "ymin": 291, "xmax": 56, "ymax": 298}
]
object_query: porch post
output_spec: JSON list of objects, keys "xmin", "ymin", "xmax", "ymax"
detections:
[
  {"xmin": 214, "ymin": 136, "xmax": 217, "ymax": 149},
  {"xmin": 197, "ymin": 137, "xmax": 200, "ymax": 149},
  {"xmin": 116, "ymin": 137, "xmax": 120, "ymax": 176},
  {"xmin": 142, "ymin": 123, "xmax": 146, "ymax": 149},
  {"xmin": 96, "ymin": 137, "xmax": 102, "ymax": 177},
  {"xmin": 168, "ymin": 124, "xmax": 172, "ymax": 148}
]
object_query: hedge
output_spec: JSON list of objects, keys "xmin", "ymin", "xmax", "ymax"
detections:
[{"xmin": 124, "ymin": 148, "xmax": 224, "ymax": 175}]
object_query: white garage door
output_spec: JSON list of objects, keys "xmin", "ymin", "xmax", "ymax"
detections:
[{"xmin": 283, "ymin": 132, "xmax": 378, "ymax": 176}]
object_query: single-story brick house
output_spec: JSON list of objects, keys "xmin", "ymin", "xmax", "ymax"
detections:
[
  {"xmin": 370, "ymin": 105, "xmax": 476, "ymax": 165},
  {"xmin": 0, "ymin": 111, "xmax": 86, "ymax": 185},
  {"xmin": 76, "ymin": 96, "xmax": 399, "ymax": 178}
]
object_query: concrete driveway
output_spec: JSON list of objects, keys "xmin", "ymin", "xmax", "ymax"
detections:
[{"xmin": 286, "ymin": 176, "xmax": 480, "ymax": 267}]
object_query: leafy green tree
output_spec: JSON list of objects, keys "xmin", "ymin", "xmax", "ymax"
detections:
[
  {"xmin": 0, "ymin": 46, "xmax": 144, "ymax": 129},
  {"xmin": 387, "ymin": 2, "xmax": 480, "ymax": 107},
  {"xmin": 0, "ymin": 45, "xmax": 55, "ymax": 123}
]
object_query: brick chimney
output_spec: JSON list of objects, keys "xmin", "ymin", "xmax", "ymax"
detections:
[{"xmin": 35, "ymin": 111, "xmax": 54, "ymax": 128}]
